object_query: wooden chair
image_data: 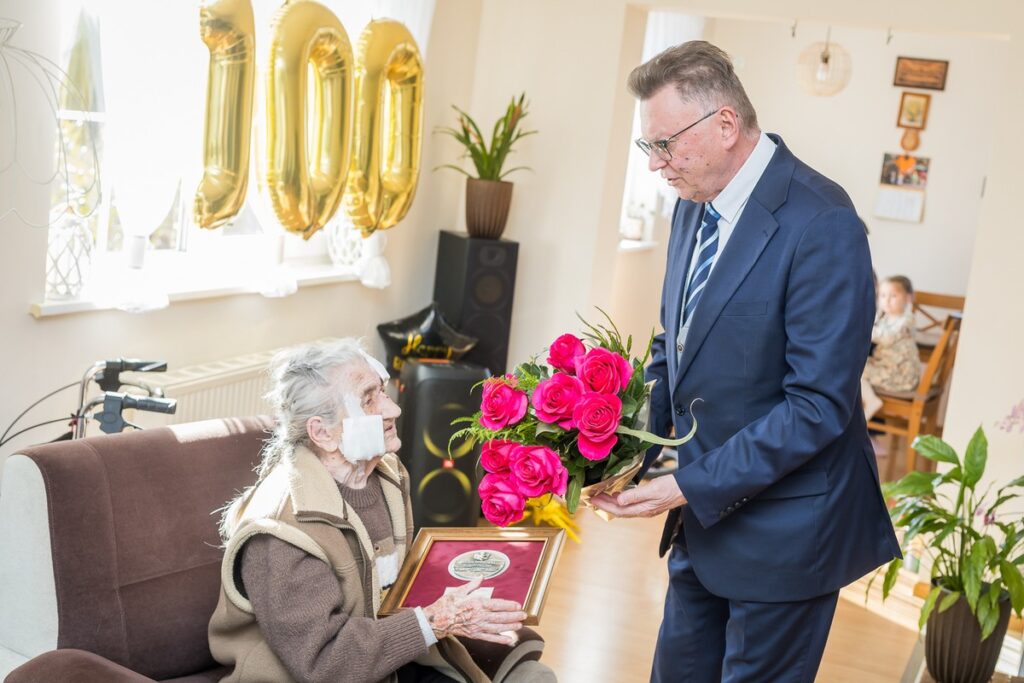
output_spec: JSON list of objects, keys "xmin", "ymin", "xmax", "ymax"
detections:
[
  {"xmin": 870, "ymin": 315, "xmax": 962, "ymax": 480},
  {"xmin": 913, "ymin": 291, "xmax": 965, "ymax": 361}
]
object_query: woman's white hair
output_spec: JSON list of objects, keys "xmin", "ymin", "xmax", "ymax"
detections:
[{"xmin": 219, "ymin": 337, "xmax": 369, "ymax": 538}]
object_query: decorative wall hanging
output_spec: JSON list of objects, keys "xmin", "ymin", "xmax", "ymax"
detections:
[
  {"xmin": 893, "ymin": 56, "xmax": 948, "ymax": 91},
  {"xmin": 897, "ymin": 91, "xmax": 930, "ymax": 151},
  {"xmin": 897, "ymin": 92, "xmax": 930, "ymax": 129},
  {"xmin": 875, "ymin": 152, "xmax": 928, "ymax": 223},
  {"xmin": 796, "ymin": 27, "xmax": 851, "ymax": 97},
  {"xmin": 0, "ymin": 17, "xmax": 101, "ymax": 228}
]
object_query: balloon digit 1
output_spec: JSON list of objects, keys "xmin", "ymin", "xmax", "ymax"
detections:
[{"xmin": 194, "ymin": 0, "xmax": 256, "ymax": 230}]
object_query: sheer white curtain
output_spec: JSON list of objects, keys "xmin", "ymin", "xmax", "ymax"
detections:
[{"xmin": 620, "ymin": 13, "xmax": 705, "ymax": 243}]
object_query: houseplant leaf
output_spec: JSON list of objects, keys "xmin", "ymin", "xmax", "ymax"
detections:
[
  {"xmin": 1001, "ymin": 560, "xmax": 1024, "ymax": 615},
  {"xmin": 882, "ymin": 558, "xmax": 903, "ymax": 600},
  {"xmin": 883, "ymin": 470, "xmax": 940, "ymax": 498},
  {"xmin": 963, "ymin": 426, "xmax": 988, "ymax": 488},
  {"xmin": 912, "ymin": 434, "xmax": 960, "ymax": 465},
  {"xmin": 938, "ymin": 590, "xmax": 960, "ymax": 613},
  {"xmin": 919, "ymin": 585, "xmax": 942, "ymax": 630}
]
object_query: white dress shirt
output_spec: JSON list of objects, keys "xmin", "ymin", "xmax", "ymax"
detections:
[{"xmin": 676, "ymin": 132, "xmax": 777, "ymax": 358}]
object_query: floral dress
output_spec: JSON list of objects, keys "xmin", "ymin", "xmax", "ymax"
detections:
[{"xmin": 863, "ymin": 311, "xmax": 922, "ymax": 392}]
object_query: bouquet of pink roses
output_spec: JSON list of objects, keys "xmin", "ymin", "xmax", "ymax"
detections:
[{"xmin": 452, "ymin": 313, "xmax": 695, "ymax": 527}]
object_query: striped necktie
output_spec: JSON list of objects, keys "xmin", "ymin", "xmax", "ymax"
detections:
[{"xmin": 682, "ymin": 202, "xmax": 721, "ymax": 325}]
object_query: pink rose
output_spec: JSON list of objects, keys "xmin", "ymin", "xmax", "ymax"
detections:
[
  {"xmin": 548, "ymin": 334, "xmax": 586, "ymax": 374},
  {"xmin": 575, "ymin": 347, "xmax": 634, "ymax": 395},
  {"xmin": 479, "ymin": 474, "xmax": 526, "ymax": 527},
  {"xmin": 572, "ymin": 393, "xmax": 622, "ymax": 460},
  {"xmin": 509, "ymin": 445, "xmax": 569, "ymax": 497},
  {"xmin": 479, "ymin": 375, "xmax": 528, "ymax": 430},
  {"xmin": 480, "ymin": 439, "xmax": 517, "ymax": 475},
  {"xmin": 531, "ymin": 373, "xmax": 585, "ymax": 429}
]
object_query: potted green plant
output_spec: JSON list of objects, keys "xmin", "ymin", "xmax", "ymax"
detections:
[
  {"xmin": 879, "ymin": 428, "xmax": 1024, "ymax": 683},
  {"xmin": 437, "ymin": 93, "xmax": 536, "ymax": 239}
]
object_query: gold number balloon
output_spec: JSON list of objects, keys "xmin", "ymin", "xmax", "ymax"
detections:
[
  {"xmin": 194, "ymin": 0, "xmax": 256, "ymax": 229},
  {"xmin": 264, "ymin": 0, "xmax": 353, "ymax": 239},
  {"xmin": 345, "ymin": 20, "xmax": 424, "ymax": 237}
]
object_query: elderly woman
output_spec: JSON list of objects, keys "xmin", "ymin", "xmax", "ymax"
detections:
[{"xmin": 209, "ymin": 339, "xmax": 554, "ymax": 683}]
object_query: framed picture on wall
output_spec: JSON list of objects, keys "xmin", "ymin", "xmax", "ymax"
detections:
[
  {"xmin": 897, "ymin": 92, "xmax": 931, "ymax": 129},
  {"xmin": 880, "ymin": 152, "xmax": 929, "ymax": 189},
  {"xmin": 893, "ymin": 57, "xmax": 949, "ymax": 90}
]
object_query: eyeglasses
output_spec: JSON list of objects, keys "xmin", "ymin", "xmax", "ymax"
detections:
[{"xmin": 635, "ymin": 108, "xmax": 719, "ymax": 161}]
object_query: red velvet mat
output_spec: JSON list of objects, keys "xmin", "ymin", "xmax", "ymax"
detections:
[{"xmin": 401, "ymin": 540, "xmax": 544, "ymax": 608}]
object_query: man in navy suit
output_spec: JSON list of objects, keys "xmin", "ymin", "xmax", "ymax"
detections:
[{"xmin": 592, "ymin": 41, "xmax": 900, "ymax": 682}]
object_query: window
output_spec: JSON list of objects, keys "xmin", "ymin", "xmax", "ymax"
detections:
[
  {"xmin": 41, "ymin": 0, "xmax": 434, "ymax": 315},
  {"xmin": 618, "ymin": 13, "xmax": 705, "ymax": 251}
]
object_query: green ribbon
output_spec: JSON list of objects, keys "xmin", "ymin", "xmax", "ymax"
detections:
[{"xmin": 615, "ymin": 399, "xmax": 699, "ymax": 446}]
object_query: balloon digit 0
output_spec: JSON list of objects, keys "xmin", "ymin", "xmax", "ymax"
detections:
[
  {"xmin": 345, "ymin": 20, "xmax": 424, "ymax": 237},
  {"xmin": 264, "ymin": 0, "xmax": 353, "ymax": 239}
]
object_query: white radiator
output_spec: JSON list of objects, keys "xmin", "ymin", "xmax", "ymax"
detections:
[
  {"xmin": 92, "ymin": 338, "xmax": 352, "ymax": 433},
  {"xmin": 123, "ymin": 349, "xmax": 280, "ymax": 430}
]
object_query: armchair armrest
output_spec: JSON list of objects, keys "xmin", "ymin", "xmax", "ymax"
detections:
[
  {"xmin": 5, "ymin": 649, "xmax": 155, "ymax": 683},
  {"xmin": 458, "ymin": 627, "xmax": 547, "ymax": 683}
]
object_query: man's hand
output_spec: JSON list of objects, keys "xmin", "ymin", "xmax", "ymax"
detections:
[{"xmin": 590, "ymin": 475, "xmax": 687, "ymax": 518}]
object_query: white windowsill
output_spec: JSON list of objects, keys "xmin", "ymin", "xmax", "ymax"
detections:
[{"xmin": 30, "ymin": 258, "xmax": 360, "ymax": 319}]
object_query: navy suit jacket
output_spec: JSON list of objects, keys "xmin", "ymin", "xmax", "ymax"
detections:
[{"xmin": 643, "ymin": 135, "xmax": 900, "ymax": 603}]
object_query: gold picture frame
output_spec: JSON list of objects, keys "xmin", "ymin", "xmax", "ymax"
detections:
[
  {"xmin": 379, "ymin": 526, "xmax": 566, "ymax": 625},
  {"xmin": 893, "ymin": 57, "xmax": 949, "ymax": 91},
  {"xmin": 897, "ymin": 91, "xmax": 931, "ymax": 130}
]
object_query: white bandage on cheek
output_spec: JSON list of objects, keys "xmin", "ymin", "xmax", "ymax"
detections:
[
  {"xmin": 340, "ymin": 393, "xmax": 386, "ymax": 463},
  {"xmin": 360, "ymin": 350, "xmax": 390, "ymax": 381}
]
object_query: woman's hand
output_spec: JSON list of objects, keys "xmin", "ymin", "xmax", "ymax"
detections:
[{"xmin": 422, "ymin": 577, "xmax": 527, "ymax": 645}]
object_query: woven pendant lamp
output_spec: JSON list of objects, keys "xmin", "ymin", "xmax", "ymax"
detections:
[{"xmin": 797, "ymin": 27, "xmax": 852, "ymax": 97}]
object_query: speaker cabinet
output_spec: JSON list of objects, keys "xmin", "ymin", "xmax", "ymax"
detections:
[
  {"xmin": 433, "ymin": 230, "xmax": 519, "ymax": 376},
  {"xmin": 397, "ymin": 359, "xmax": 489, "ymax": 529}
]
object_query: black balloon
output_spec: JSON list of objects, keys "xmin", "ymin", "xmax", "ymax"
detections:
[{"xmin": 377, "ymin": 303, "xmax": 478, "ymax": 377}]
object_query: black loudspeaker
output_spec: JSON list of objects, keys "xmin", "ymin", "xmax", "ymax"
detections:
[
  {"xmin": 397, "ymin": 359, "xmax": 490, "ymax": 528},
  {"xmin": 433, "ymin": 230, "xmax": 519, "ymax": 376}
]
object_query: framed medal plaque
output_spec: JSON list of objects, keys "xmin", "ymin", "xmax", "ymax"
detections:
[{"xmin": 379, "ymin": 527, "xmax": 566, "ymax": 625}]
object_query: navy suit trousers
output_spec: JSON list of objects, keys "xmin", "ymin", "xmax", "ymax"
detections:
[{"xmin": 652, "ymin": 543, "xmax": 839, "ymax": 683}]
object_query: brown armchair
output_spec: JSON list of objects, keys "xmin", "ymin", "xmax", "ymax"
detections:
[{"xmin": 0, "ymin": 417, "xmax": 269, "ymax": 683}]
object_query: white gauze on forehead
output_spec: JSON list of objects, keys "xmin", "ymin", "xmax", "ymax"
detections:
[{"xmin": 360, "ymin": 350, "xmax": 390, "ymax": 381}]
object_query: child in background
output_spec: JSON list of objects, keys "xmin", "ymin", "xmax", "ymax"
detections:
[{"xmin": 862, "ymin": 275, "xmax": 922, "ymax": 419}]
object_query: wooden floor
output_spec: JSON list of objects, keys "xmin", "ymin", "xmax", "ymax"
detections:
[{"xmin": 539, "ymin": 511, "xmax": 918, "ymax": 682}]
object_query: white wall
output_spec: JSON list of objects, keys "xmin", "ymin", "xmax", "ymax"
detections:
[
  {"xmin": 465, "ymin": 0, "xmax": 638, "ymax": 363},
  {"xmin": 706, "ymin": 17, "xmax": 1006, "ymax": 295},
  {"xmin": 0, "ymin": 0, "xmax": 484, "ymax": 457},
  {"xmin": 942, "ymin": 25, "xmax": 1024, "ymax": 489}
]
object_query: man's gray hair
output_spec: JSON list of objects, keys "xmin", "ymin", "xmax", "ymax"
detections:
[{"xmin": 627, "ymin": 40, "xmax": 759, "ymax": 134}]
